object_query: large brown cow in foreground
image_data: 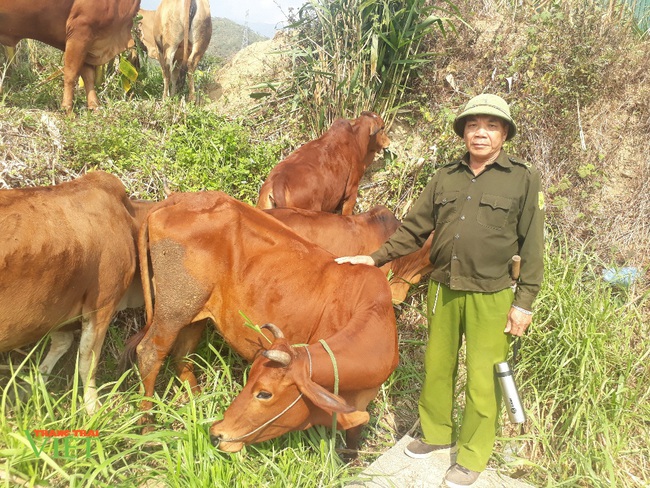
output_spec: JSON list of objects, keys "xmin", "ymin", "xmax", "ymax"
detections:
[
  {"xmin": 0, "ymin": 0, "xmax": 140, "ymax": 112},
  {"xmin": 0, "ymin": 172, "xmax": 142, "ymax": 414},
  {"xmin": 153, "ymin": 0, "xmax": 212, "ymax": 101},
  {"xmin": 256, "ymin": 112, "xmax": 391, "ymax": 215},
  {"xmin": 126, "ymin": 191, "xmax": 398, "ymax": 452},
  {"xmin": 265, "ymin": 206, "xmax": 434, "ymax": 303}
]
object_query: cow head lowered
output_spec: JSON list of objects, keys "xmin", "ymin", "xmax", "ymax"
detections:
[{"xmin": 210, "ymin": 324, "xmax": 370, "ymax": 453}]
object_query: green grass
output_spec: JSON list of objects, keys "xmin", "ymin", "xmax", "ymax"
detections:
[
  {"xmin": 509, "ymin": 235, "xmax": 650, "ymax": 486},
  {"xmin": 1, "ymin": 338, "xmax": 353, "ymax": 487}
]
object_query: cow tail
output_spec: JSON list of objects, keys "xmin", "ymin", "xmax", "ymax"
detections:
[
  {"xmin": 119, "ymin": 214, "xmax": 155, "ymax": 373},
  {"xmin": 272, "ymin": 177, "xmax": 289, "ymax": 208},
  {"xmin": 256, "ymin": 187, "xmax": 272, "ymax": 209},
  {"xmin": 181, "ymin": 0, "xmax": 192, "ymax": 81}
]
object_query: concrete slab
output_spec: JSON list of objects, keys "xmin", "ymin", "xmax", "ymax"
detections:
[{"xmin": 347, "ymin": 435, "xmax": 534, "ymax": 488}]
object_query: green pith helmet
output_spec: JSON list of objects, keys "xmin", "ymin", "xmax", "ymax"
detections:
[{"xmin": 453, "ymin": 94, "xmax": 517, "ymax": 140}]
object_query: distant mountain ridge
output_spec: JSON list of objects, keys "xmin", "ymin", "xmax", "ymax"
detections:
[{"xmin": 206, "ymin": 17, "xmax": 271, "ymax": 61}]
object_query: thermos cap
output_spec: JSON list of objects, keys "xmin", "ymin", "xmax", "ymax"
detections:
[{"xmin": 494, "ymin": 361, "xmax": 511, "ymax": 374}]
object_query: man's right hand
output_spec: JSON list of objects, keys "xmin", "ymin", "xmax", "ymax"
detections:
[{"xmin": 334, "ymin": 255, "xmax": 376, "ymax": 266}]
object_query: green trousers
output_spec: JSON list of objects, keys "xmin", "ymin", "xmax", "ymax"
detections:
[{"xmin": 419, "ymin": 281, "xmax": 513, "ymax": 472}]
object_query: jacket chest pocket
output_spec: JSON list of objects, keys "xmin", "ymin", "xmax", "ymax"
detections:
[
  {"xmin": 477, "ymin": 193, "xmax": 513, "ymax": 230},
  {"xmin": 434, "ymin": 191, "xmax": 459, "ymax": 224}
]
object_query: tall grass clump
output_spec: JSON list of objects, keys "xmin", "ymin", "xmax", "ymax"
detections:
[
  {"xmin": 508, "ymin": 234, "xmax": 650, "ymax": 486},
  {"xmin": 284, "ymin": 0, "xmax": 461, "ymax": 134}
]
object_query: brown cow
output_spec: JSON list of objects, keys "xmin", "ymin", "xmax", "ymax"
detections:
[
  {"xmin": 256, "ymin": 112, "xmax": 391, "ymax": 215},
  {"xmin": 0, "ymin": 172, "xmax": 142, "ymax": 414},
  {"xmin": 153, "ymin": 0, "xmax": 212, "ymax": 101},
  {"xmin": 0, "ymin": 0, "xmax": 141, "ymax": 112},
  {"xmin": 23, "ymin": 197, "xmax": 156, "ymax": 379},
  {"xmin": 126, "ymin": 191, "xmax": 398, "ymax": 452},
  {"xmin": 265, "ymin": 206, "xmax": 434, "ymax": 303}
]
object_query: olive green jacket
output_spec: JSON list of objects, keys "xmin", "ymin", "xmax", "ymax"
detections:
[{"xmin": 371, "ymin": 150, "xmax": 544, "ymax": 311}]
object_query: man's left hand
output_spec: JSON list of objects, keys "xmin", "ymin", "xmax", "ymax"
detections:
[{"xmin": 504, "ymin": 307, "xmax": 532, "ymax": 336}]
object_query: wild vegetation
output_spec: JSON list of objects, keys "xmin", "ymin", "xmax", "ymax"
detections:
[{"xmin": 1, "ymin": 0, "xmax": 649, "ymax": 487}]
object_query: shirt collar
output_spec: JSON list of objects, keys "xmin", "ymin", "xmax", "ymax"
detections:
[{"xmin": 458, "ymin": 150, "xmax": 513, "ymax": 170}]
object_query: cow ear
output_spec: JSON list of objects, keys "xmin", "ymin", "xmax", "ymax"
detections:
[{"xmin": 299, "ymin": 380, "xmax": 356, "ymax": 415}]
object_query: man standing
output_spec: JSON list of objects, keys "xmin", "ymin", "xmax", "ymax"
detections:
[{"xmin": 336, "ymin": 94, "xmax": 544, "ymax": 487}]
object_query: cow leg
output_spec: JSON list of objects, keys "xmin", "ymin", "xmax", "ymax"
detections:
[
  {"xmin": 170, "ymin": 62, "xmax": 181, "ymax": 98},
  {"xmin": 39, "ymin": 330, "xmax": 75, "ymax": 376},
  {"xmin": 186, "ymin": 50, "xmax": 201, "ymax": 102},
  {"xmin": 135, "ymin": 320, "xmax": 182, "ymax": 418},
  {"xmin": 342, "ymin": 387, "xmax": 379, "ymax": 455},
  {"xmin": 160, "ymin": 49, "xmax": 177, "ymax": 99},
  {"xmin": 62, "ymin": 37, "xmax": 91, "ymax": 112},
  {"xmin": 78, "ymin": 308, "xmax": 114, "ymax": 415},
  {"xmin": 340, "ymin": 190, "xmax": 358, "ymax": 216},
  {"xmin": 79, "ymin": 63, "xmax": 100, "ymax": 110},
  {"xmin": 170, "ymin": 320, "xmax": 207, "ymax": 394}
]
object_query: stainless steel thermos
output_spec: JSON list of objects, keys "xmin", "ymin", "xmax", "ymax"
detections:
[{"xmin": 495, "ymin": 361, "xmax": 526, "ymax": 424}]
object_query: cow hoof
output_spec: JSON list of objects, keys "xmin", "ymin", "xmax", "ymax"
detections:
[
  {"xmin": 138, "ymin": 413, "xmax": 157, "ymax": 435},
  {"xmin": 141, "ymin": 424, "xmax": 157, "ymax": 435},
  {"xmin": 337, "ymin": 448, "xmax": 360, "ymax": 464},
  {"xmin": 84, "ymin": 394, "xmax": 101, "ymax": 416}
]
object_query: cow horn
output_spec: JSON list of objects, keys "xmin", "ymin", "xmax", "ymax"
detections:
[
  {"xmin": 262, "ymin": 349, "xmax": 291, "ymax": 366},
  {"xmin": 261, "ymin": 323, "xmax": 284, "ymax": 339}
]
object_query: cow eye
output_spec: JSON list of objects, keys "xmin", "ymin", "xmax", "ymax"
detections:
[{"xmin": 256, "ymin": 391, "xmax": 272, "ymax": 400}]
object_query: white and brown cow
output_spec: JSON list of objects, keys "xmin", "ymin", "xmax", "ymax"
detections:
[
  {"xmin": 153, "ymin": 0, "xmax": 212, "ymax": 101},
  {"xmin": 0, "ymin": 172, "xmax": 142, "ymax": 413}
]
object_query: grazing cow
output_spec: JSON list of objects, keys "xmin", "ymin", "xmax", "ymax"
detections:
[
  {"xmin": 126, "ymin": 191, "xmax": 398, "ymax": 452},
  {"xmin": 0, "ymin": 0, "xmax": 141, "ymax": 112},
  {"xmin": 256, "ymin": 112, "xmax": 391, "ymax": 215},
  {"xmin": 265, "ymin": 206, "xmax": 434, "ymax": 303},
  {"xmin": 154, "ymin": 0, "xmax": 212, "ymax": 101},
  {"xmin": 0, "ymin": 172, "xmax": 142, "ymax": 413},
  {"xmin": 135, "ymin": 9, "xmax": 158, "ymax": 60}
]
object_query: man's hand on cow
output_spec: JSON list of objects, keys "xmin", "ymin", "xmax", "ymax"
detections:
[
  {"xmin": 335, "ymin": 255, "xmax": 376, "ymax": 266},
  {"xmin": 504, "ymin": 306, "xmax": 533, "ymax": 337}
]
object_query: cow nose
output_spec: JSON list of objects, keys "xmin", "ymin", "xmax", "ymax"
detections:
[{"xmin": 210, "ymin": 433, "xmax": 222, "ymax": 447}]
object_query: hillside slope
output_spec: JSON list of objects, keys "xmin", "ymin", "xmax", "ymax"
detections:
[{"xmin": 206, "ymin": 17, "xmax": 269, "ymax": 61}]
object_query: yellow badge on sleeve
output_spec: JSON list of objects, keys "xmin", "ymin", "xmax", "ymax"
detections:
[{"xmin": 538, "ymin": 192, "xmax": 545, "ymax": 210}]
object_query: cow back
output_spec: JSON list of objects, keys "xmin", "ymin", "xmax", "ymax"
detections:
[
  {"xmin": 264, "ymin": 205, "xmax": 400, "ymax": 256},
  {"xmin": 143, "ymin": 192, "xmax": 397, "ymax": 362}
]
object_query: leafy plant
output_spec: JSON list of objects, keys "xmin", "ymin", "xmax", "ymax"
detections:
[{"xmin": 283, "ymin": 0, "xmax": 462, "ymax": 135}]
